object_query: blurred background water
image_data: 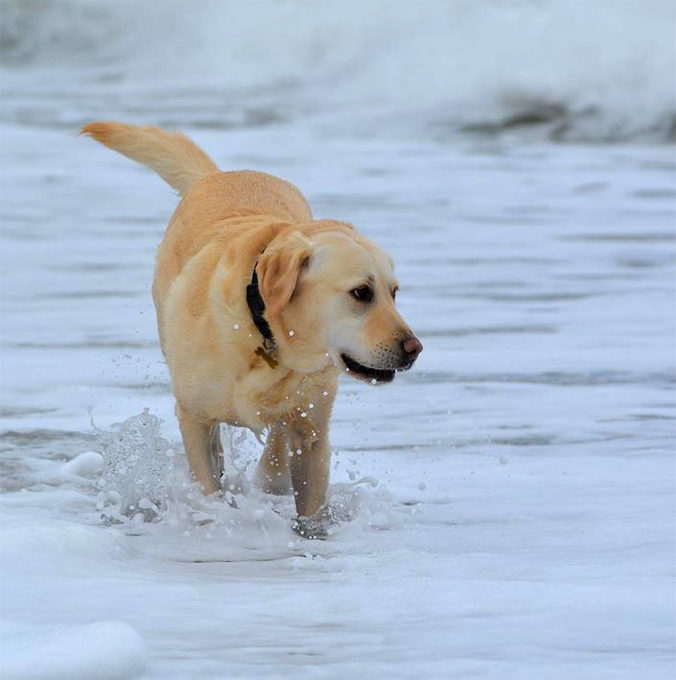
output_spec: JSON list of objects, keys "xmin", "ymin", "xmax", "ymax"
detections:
[
  {"xmin": 0, "ymin": 2, "xmax": 675, "ymax": 680},
  {"xmin": 1, "ymin": 0, "xmax": 674, "ymax": 141}
]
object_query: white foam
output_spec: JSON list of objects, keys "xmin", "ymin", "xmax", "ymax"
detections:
[
  {"xmin": 1, "ymin": 0, "xmax": 673, "ymax": 141},
  {"xmin": 0, "ymin": 518, "xmax": 128, "ymax": 568},
  {"xmin": 60, "ymin": 451, "xmax": 103, "ymax": 478},
  {"xmin": 0, "ymin": 620, "xmax": 147, "ymax": 680}
]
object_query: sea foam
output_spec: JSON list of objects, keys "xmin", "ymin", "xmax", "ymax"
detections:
[{"xmin": 1, "ymin": 0, "xmax": 673, "ymax": 142}]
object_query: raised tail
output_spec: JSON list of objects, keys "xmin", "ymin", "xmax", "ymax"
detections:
[{"xmin": 80, "ymin": 121, "xmax": 220, "ymax": 196}]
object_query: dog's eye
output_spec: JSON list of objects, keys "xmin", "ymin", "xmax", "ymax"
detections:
[
  {"xmin": 350, "ymin": 285, "xmax": 373, "ymax": 303},
  {"xmin": 391, "ymin": 288, "xmax": 398, "ymax": 300}
]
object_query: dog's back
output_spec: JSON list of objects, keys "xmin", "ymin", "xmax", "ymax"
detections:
[{"xmin": 81, "ymin": 120, "xmax": 313, "ymax": 313}]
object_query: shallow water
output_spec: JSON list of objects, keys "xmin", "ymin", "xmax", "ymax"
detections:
[
  {"xmin": 1, "ymin": 3, "xmax": 675, "ymax": 673},
  {"xmin": 1, "ymin": 117, "xmax": 674, "ymax": 679}
]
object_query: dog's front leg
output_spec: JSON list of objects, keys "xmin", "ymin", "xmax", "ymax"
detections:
[
  {"xmin": 288, "ymin": 428, "xmax": 331, "ymax": 519},
  {"xmin": 255, "ymin": 424, "xmax": 292, "ymax": 495},
  {"xmin": 286, "ymin": 382, "xmax": 338, "ymax": 537},
  {"xmin": 176, "ymin": 404, "xmax": 221, "ymax": 495}
]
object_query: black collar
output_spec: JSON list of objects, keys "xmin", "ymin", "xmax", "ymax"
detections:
[{"xmin": 246, "ymin": 263, "xmax": 276, "ymax": 351}]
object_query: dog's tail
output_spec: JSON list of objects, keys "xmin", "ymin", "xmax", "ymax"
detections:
[{"xmin": 80, "ymin": 121, "xmax": 220, "ymax": 196}]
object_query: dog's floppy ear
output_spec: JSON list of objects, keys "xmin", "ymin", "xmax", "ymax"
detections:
[{"xmin": 257, "ymin": 231, "xmax": 313, "ymax": 318}]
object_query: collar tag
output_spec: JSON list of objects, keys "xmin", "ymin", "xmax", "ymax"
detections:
[{"xmin": 255, "ymin": 346, "xmax": 279, "ymax": 369}]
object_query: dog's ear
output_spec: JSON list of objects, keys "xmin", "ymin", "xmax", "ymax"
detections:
[{"xmin": 257, "ymin": 231, "xmax": 313, "ymax": 318}]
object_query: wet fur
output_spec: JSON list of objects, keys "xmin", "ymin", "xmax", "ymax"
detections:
[{"xmin": 81, "ymin": 121, "xmax": 418, "ymax": 519}]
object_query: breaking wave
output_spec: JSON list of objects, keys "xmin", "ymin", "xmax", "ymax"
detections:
[{"xmin": 1, "ymin": 0, "xmax": 674, "ymax": 141}]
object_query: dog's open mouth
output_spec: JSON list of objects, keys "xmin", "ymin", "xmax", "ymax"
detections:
[{"xmin": 340, "ymin": 353, "xmax": 395, "ymax": 384}]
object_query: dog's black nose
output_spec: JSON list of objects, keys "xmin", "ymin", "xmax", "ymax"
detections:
[{"xmin": 401, "ymin": 335, "xmax": 423, "ymax": 362}]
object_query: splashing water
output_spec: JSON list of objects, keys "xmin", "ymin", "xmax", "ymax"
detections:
[
  {"xmin": 93, "ymin": 410, "xmax": 399, "ymax": 540},
  {"xmin": 96, "ymin": 408, "xmax": 176, "ymax": 522}
]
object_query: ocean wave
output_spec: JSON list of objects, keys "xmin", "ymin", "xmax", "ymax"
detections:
[{"xmin": 1, "ymin": 0, "xmax": 674, "ymax": 142}]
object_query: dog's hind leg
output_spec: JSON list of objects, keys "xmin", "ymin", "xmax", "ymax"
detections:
[{"xmin": 255, "ymin": 424, "xmax": 292, "ymax": 495}]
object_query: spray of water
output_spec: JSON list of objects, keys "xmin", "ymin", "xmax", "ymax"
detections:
[
  {"xmin": 95, "ymin": 408, "xmax": 176, "ymax": 523},
  {"xmin": 94, "ymin": 409, "xmax": 400, "ymax": 539}
]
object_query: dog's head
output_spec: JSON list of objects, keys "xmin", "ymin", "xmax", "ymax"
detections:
[{"xmin": 257, "ymin": 222, "xmax": 422, "ymax": 382}]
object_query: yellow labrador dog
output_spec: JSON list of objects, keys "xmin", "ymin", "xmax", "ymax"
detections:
[{"xmin": 82, "ymin": 122, "xmax": 422, "ymax": 534}]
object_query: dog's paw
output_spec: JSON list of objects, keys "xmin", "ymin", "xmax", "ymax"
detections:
[{"xmin": 292, "ymin": 506, "xmax": 338, "ymax": 540}]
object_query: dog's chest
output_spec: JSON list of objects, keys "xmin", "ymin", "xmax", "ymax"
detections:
[{"xmin": 223, "ymin": 364, "xmax": 336, "ymax": 431}]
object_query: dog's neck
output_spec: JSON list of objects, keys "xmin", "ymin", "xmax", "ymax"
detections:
[{"xmin": 246, "ymin": 263, "xmax": 278, "ymax": 368}]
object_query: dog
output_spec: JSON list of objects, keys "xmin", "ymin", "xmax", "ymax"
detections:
[{"xmin": 81, "ymin": 122, "xmax": 422, "ymax": 535}]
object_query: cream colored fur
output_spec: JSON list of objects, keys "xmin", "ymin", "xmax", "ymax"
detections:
[
  {"xmin": 82, "ymin": 121, "xmax": 421, "ymax": 521},
  {"xmin": 81, "ymin": 122, "xmax": 219, "ymax": 195}
]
